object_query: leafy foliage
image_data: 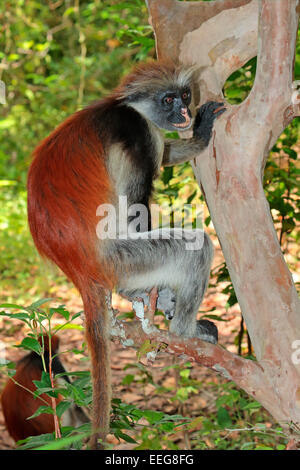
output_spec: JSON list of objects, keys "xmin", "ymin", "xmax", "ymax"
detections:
[{"xmin": 0, "ymin": 0, "xmax": 299, "ymax": 451}]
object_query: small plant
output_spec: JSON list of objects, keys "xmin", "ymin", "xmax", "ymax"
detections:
[
  {"xmin": 188, "ymin": 382, "xmax": 290, "ymax": 450},
  {"xmin": 0, "ymin": 299, "xmax": 92, "ymax": 449},
  {"xmin": 0, "ymin": 299, "xmax": 192, "ymax": 450}
]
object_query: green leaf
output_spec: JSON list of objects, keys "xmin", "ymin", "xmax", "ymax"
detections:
[
  {"xmin": 160, "ymin": 422, "xmax": 176, "ymax": 432},
  {"xmin": 50, "ymin": 306, "xmax": 69, "ymax": 320},
  {"xmin": 55, "ymin": 400, "xmax": 72, "ymax": 418},
  {"xmin": 11, "ymin": 312, "xmax": 31, "ymax": 321},
  {"xmin": 19, "ymin": 337, "xmax": 41, "ymax": 354},
  {"xmin": 136, "ymin": 339, "xmax": 156, "ymax": 360},
  {"xmin": 17, "ymin": 433, "xmax": 55, "ymax": 449},
  {"xmin": 201, "ymin": 314, "xmax": 227, "ymax": 322},
  {"xmin": 255, "ymin": 445, "xmax": 274, "ymax": 450},
  {"xmin": 283, "ymin": 147, "xmax": 298, "ymax": 160},
  {"xmin": 34, "ymin": 431, "xmax": 90, "ymax": 450},
  {"xmin": 71, "ymin": 311, "xmax": 84, "ymax": 320},
  {"xmin": 122, "ymin": 374, "xmax": 135, "ymax": 385},
  {"xmin": 115, "ymin": 431, "xmax": 137, "ymax": 443},
  {"xmin": 143, "ymin": 410, "xmax": 165, "ymax": 425},
  {"xmin": 27, "ymin": 405, "xmax": 54, "ymax": 420},
  {"xmin": 217, "ymin": 407, "xmax": 232, "ymax": 428},
  {"xmin": 241, "ymin": 400, "xmax": 261, "ymax": 410},
  {"xmin": 0, "ymin": 303, "xmax": 23, "ymax": 309},
  {"xmin": 0, "ymin": 312, "xmax": 31, "ymax": 323},
  {"xmin": 54, "ymin": 323, "xmax": 84, "ymax": 331},
  {"xmin": 161, "ymin": 167, "xmax": 174, "ymax": 185},
  {"xmin": 29, "ymin": 298, "xmax": 54, "ymax": 309},
  {"xmin": 186, "ymin": 190, "xmax": 197, "ymax": 204},
  {"xmin": 179, "ymin": 369, "xmax": 190, "ymax": 379},
  {"xmin": 33, "ymin": 371, "xmax": 52, "ymax": 391}
]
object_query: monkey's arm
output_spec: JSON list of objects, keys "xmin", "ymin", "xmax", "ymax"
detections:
[
  {"xmin": 162, "ymin": 101, "xmax": 225, "ymax": 167},
  {"xmin": 162, "ymin": 137, "xmax": 206, "ymax": 166}
]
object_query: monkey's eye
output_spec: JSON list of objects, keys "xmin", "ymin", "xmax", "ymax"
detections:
[
  {"xmin": 182, "ymin": 90, "xmax": 191, "ymax": 102},
  {"xmin": 163, "ymin": 96, "xmax": 174, "ymax": 105}
]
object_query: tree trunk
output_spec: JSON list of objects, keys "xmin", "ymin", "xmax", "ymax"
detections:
[{"xmin": 143, "ymin": 0, "xmax": 300, "ymax": 431}]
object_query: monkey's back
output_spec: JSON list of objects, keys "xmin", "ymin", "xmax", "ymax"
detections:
[{"xmin": 27, "ymin": 103, "xmax": 115, "ymax": 291}]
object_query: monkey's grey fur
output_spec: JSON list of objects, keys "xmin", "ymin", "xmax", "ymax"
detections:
[{"xmin": 100, "ymin": 63, "xmax": 225, "ymax": 344}]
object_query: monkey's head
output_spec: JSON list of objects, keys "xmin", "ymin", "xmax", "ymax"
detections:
[{"xmin": 117, "ymin": 61, "xmax": 195, "ymax": 132}]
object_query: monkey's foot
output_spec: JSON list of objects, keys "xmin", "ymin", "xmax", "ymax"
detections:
[
  {"xmin": 118, "ymin": 286, "xmax": 176, "ymax": 321},
  {"xmin": 195, "ymin": 319, "xmax": 218, "ymax": 344}
]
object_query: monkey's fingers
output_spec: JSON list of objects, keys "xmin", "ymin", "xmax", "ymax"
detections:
[
  {"xmin": 195, "ymin": 101, "xmax": 225, "ymax": 125},
  {"xmin": 213, "ymin": 104, "xmax": 226, "ymax": 118}
]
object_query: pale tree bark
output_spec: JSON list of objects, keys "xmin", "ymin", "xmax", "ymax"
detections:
[{"xmin": 110, "ymin": 0, "xmax": 300, "ymax": 435}]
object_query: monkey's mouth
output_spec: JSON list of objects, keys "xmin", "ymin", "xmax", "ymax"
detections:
[{"xmin": 172, "ymin": 118, "xmax": 192, "ymax": 129}]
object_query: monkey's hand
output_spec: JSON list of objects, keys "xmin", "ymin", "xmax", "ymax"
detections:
[
  {"xmin": 193, "ymin": 101, "xmax": 226, "ymax": 147},
  {"xmin": 137, "ymin": 287, "xmax": 176, "ymax": 321}
]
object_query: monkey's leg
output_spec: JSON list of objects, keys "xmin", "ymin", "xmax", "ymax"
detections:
[
  {"xmin": 166, "ymin": 230, "xmax": 217, "ymax": 343},
  {"xmin": 107, "ymin": 228, "xmax": 217, "ymax": 343}
]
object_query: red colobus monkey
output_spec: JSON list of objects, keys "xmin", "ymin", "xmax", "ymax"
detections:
[
  {"xmin": 1, "ymin": 335, "xmax": 88, "ymax": 444},
  {"xmin": 27, "ymin": 61, "xmax": 225, "ymax": 449}
]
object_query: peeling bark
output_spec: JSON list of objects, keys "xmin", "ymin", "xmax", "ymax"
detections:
[{"xmin": 145, "ymin": 0, "xmax": 253, "ymax": 64}]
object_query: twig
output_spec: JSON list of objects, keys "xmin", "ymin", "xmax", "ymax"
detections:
[{"xmin": 47, "ymin": 333, "xmax": 61, "ymax": 439}]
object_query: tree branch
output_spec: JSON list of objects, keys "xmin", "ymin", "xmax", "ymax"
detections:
[
  {"xmin": 109, "ymin": 300, "xmax": 266, "ymax": 403},
  {"xmin": 146, "ymin": 0, "xmax": 254, "ymax": 64},
  {"xmin": 178, "ymin": 0, "xmax": 258, "ymax": 100},
  {"xmin": 242, "ymin": 0, "xmax": 300, "ymax": 155}
]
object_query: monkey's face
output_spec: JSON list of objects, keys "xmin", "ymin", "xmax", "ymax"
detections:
[
  {"xmin": 127, "ymin": 86, "xmax": 193, "ymax": 132},
  {"xmin": 155, "ymin": 87, "xmax": 193, "ymax": 131}
]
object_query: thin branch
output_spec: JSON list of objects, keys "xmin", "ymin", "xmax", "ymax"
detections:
[{"xmin": 75, "ymin": 0, "xmax": 87, "ymax": 109}]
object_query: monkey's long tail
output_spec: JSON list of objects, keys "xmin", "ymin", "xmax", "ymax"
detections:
[{"xmin": 82, "ymin": 285, "xmax": 111, "ymax": 450}]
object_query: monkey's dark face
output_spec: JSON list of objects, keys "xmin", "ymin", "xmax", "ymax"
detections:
[
  {"xmin": 156, "ymin": 87, "xmax": 192, "ymax": 131},
  {"xmin": 127, "ymin": 86, "xmax": 193, "ymax": 132}
]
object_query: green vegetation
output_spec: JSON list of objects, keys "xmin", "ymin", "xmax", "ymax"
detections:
[
  {"xmin": 0, "ymin": 301, "xmax": 292, "ymax": 449},
  {"xmin": 0, "ymin": 0, "xmax": 299, "ymax": 450}
]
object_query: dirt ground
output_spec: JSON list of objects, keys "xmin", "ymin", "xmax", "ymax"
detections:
[{"xmin": 0, "ymin": 231, "xmax": 298, "ymax": 450}]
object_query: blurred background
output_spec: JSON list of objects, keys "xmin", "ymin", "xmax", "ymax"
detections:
[{"xmin": 0, "ymin": 0, "xmax": 299, "ymax": 450}]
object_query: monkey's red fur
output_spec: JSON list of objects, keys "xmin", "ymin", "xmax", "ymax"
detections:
[
  {"xmin": 27, "ymin": 107, "xmax": 115, "ymax": 293},
  {"xmin": 27, "ymin": 104, "xmax": 118, "ymax": 448},
  {"xmin": 1, "ymin": 336, "xmax": 62, "ymax": 443}
]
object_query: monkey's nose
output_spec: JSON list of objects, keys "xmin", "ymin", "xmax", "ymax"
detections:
[{"xmin": 181, "ymin": 107, "xmax": 188, "ymax": 116}]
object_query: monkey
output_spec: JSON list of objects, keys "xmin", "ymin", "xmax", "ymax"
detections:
[
  {"xmin": 27, "ymin": 61, "xmax": 225, "ymax": 449},
  {"xmin": 1, "ymin": 335, "xmax": 88, "ymax": 444}
]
